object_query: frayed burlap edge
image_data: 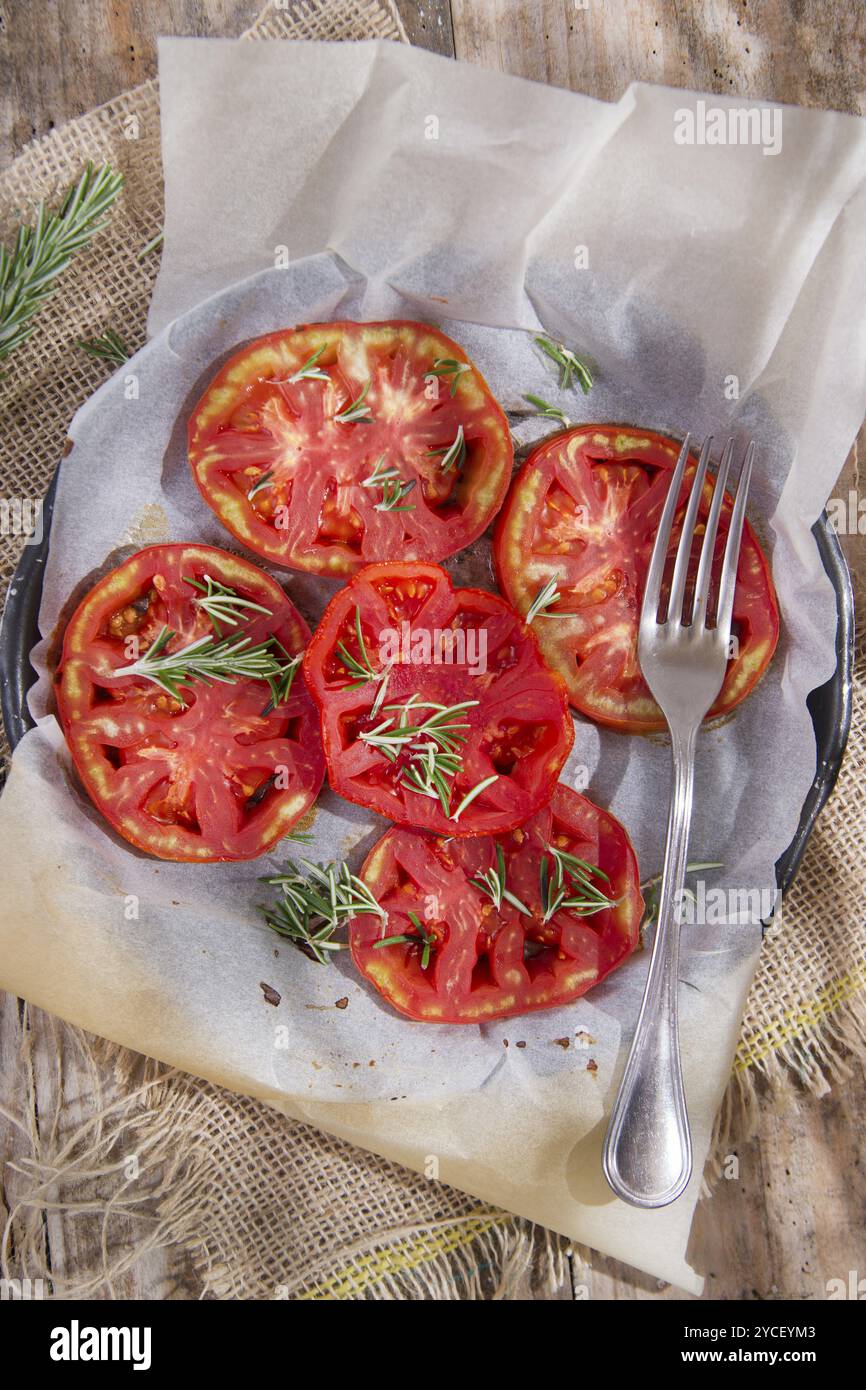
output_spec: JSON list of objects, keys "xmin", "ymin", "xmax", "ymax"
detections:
[{"xmin": 1, "ymin": 1008, "xmax": 569, "ymax": 1301}]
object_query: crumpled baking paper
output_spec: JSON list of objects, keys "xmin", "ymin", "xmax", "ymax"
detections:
[{"xmin": 1, "ymin": 38, "xmax": 865, "ymax": 1295}]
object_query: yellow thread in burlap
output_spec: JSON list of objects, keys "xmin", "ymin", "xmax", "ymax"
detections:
[{"xmin": 1, "ymin": 0, "xmax": 863, "ymax": 1299}]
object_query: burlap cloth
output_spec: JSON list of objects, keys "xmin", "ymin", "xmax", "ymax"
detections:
[{"xmin": 1, "ymin": 0, "xmax": 863, "ymax": 1299}]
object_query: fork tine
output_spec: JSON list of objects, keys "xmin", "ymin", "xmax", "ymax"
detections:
[
  {"xmin": 641, "ymin": 433, "xmax": 691, "ymax": 628},
  {"xmin": 668, "ymin": 435, "xmax": 712, "ymax": 625},
  {"xmin": 715, "ymin": 442, "xmax": 755, "ymax": 641},
  {"xmin": 692, "ymin": 438, "xmax": 734, "ymax": 628}
]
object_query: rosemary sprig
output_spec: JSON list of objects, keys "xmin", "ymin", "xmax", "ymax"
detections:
[
  {"xmin": 429, "ymin": 424, "xmax": 466, "ymax": 474},
  {"xmin": 261, "ymin": 858, "xmax": 386, "ymax": 965},
  {"xmin": 113, "ymin": 626, "xmax": 293, "ymax": 705},
  {"xmin": 0, "ymin": 162, "xmax": 124, "ymax": 362},
  {"xmin": 247, "ymin": 469, "xmax": 275, "ymax": 501},
  {"xmin": 183, "ymin": 574, "xmax": 272, "ymax": 637},
  {"xmin": 535, "ymin": 334, "xmax": 593, "ymax": 394},
  {"xmin": 361, "ymin": 456, "xmax": 416, "ymax": 511},
  {"xmin": 429, "ymin": 357, "xmax": 470, "ymax": 397},
  {"xmin": 471, "ymin": 842, "xmax": 531, "ymax": 915},
  {"xmin": 361, "ymin": 697, "xmax": 476, "ymax": 760},
  {"xmin": 373, "ymin": 910, "xmax": 437, "ymax": 970},
  {"xmin": 361, "ymin": 695, "xmax": 496, "ymax": 820},
  {"xmin": 78, "ymin": 328, "xmax": 129, "ymax": 366},
  {"xmin": 274, "ymin": 343, "xmax": 330, "ymax": 385},
  {"xmin": 540, "ymin": 844, "xmax": 617, "ymax": 923},
  {"xmin": 523, "ymin": 394, "xmax": 571, "ymax": 428},
  {"xmin": 334, "ymin": 380, "xmax": 373, "ymax": 424}
]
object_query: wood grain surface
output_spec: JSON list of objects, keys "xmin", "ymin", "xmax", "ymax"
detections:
[{"xmin": 1, "ymin": 0, "xmax": 864, "ymax": 1302}]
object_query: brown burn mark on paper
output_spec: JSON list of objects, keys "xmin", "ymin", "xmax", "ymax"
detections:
[
  {"xmin": 290, "ymin": 804, "xmax": 318, "ymax": 839},
  {"xmin": 122, "ymin": 502, "xmax": 171, "ymax": 548},
  {"xmin": 259, "ymin": 981, "xmax": 281, "ymax": 1007}
]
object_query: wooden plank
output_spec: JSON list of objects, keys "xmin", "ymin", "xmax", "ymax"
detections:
[
  {"xmin": 0, "ymin": 2, "xmax": 456, "ymax": 169},
  {"xmin": 450, "ymin": 0, "xmax": 866, "ymax": 114},
  {"xmin": 0, "ymin": 0, "xmax": 264, "ymax": 167},
  {"xmin": 394, "ymin": 0, "xmax": 454, "ymax": 56}
]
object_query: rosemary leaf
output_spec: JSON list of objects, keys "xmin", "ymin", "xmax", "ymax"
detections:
[
  {"xmin": 429, "ymin": 357, "xmax": 470, "ymax": 397},
  {"xmin": 77, "ymin": 328, "xmax": 129, "ymax": 366},
  {"xmin": 428, "ymin": 424, "xmax": 466, "ymax": 474},
  {"xmin": 525, "ymin": 576, "xmax": 561, "ymax": 623},
  {"xmin": 275, "ymin": 342, "xmax": 330, "ymax": 385},
  {"xmin": 523, "ymin": 394, "xmax": 571, "ymax": 428},
  {"xmin": 471, "ymin": 842, "xmax": 531, "ymax": 915},
  {"xmin": 334, "ymin": 379, "xmax": 373, "ymax": 424},
  {"xmin": 451, "ymin": 773, "xmax": 499, "ymax": 823},
  {"xmin": 137, "ymin": 230, "xmax": 164, "ymax": 260},
  {"xmin": 361, "ymin": 455, "xmax": 416, "ymax": 511}
]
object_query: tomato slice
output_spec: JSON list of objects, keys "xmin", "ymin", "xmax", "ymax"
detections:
[
  {"xmin": 302, "ymin": 561, "xmax": 574, "ymax": 836},
  {"xmin": 188, "ymin": 321, "xmax": 513, "ymax": 575},
  {"xmin": 349, "ymin": 784, "xmax": 643, "ymax": 1023},
  {"xmin": 56, "ymin": 544, "xmax": 325, "ymax": 861},
  {"xmin": 494, "ymin": 425, "xmax": 780, "ymax": 732}
]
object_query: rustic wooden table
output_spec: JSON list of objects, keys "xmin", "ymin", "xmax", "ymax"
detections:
[{"xmin": 1, "ymin": 0, "xmax": 864, "ymax": 1301}]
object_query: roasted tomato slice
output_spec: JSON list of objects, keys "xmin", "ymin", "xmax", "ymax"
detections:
[
  {"xmin": 349, "ymin": 784, "xmax": 643, "ymax": 1023},
  {"xmin": 187, "ymin": 321, "xmax": 513, "ymax": 575},
  {"xmin": 303, "ymin": 561, "xmax": 574, "ymax": 836},
  {"xmin": 56, "ymin": 544, "xmax": 325, "ymax": 861},
  {"xmin": 494, "ymin": 425, "xmax": 780, "ymax": 732}
]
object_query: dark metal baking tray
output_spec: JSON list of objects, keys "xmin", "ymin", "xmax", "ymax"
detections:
[{"xmin": 0, "ymin": 469, "xmax": 853, "ymax": 895}]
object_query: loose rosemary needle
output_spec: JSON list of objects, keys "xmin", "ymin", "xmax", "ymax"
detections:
[
  {"xmin": 471, "ymin": 842, "xmax": 532, "ymax": 915},
  {"xmin": 334, "ymin": 380, "xmax": 373, "ymax": 423},
  {"xmin": 429, "ymin": 424, "xmax": 466, "ymax": 474},
  {"xmin": 428, "ymin": 357, "xmax": 470, "ymax": 397},
  {"xmin": 78, "ymin": 328, "xmax": 130, "ymax": 366},
  {"xmin": 534, "ymin": 334, "xmax": 593, "ymax": 394},
  {"xmin": 525, "ymin": 576, "xmax": 565, "ymax": 623},
  {"xmin": 523, "ymin": 394, "xmax": 571, "ymax": 428}
]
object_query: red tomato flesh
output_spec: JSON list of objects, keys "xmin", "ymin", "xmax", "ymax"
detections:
[
  {"xmin": 494, "ymin": 424, "xmax": 780, "ymax": 732},
  {"xmin": 188, "ymin": 321, "xmax": 513, "ymax": 575},
  {"xmin": 350, "ymin": 784, "xmax": 644, "ymax": 1023},
  {"xmin": 56, "ymin": 544, "xmax": 324, "ymax": 861},
  {"xmin": 303, "ymin": 561, "xmax": 574, "ymax": 836}
]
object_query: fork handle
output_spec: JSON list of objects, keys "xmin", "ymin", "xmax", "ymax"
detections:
[{"xmin": 602, "ymin": 726, "xmax": 696, "ymax": 1208}]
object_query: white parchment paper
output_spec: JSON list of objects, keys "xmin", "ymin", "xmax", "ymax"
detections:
[{"xmin": 2, "ymin": 39, "xmax": 865, "ymax": 1294}]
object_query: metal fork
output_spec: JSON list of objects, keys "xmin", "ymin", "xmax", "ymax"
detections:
[{"xmin": 602, "ymin": 434, "xmax": 754, "ymax": 1209}]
